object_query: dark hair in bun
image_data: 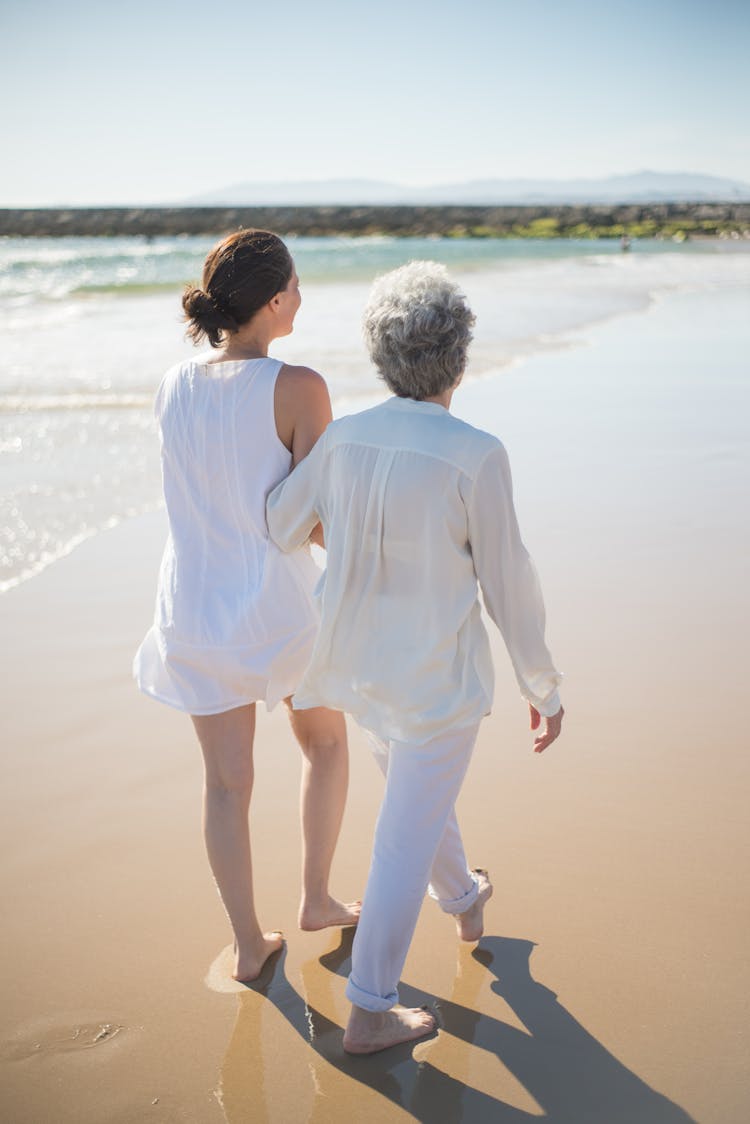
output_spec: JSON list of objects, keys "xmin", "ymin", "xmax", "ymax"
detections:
[{"xmin": 182, "ymin": 229, "xmax": 293, "ymax": 348}]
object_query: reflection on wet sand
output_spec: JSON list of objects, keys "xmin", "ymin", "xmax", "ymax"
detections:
[{"xmin": 217, "ymin": 933, "xmax": 696, "ymax": 1123}]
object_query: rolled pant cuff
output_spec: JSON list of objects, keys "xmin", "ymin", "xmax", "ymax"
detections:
[
  {"xmin": 346, "ymin": 975, "xmax": 399, "ymax": 1013},
  {"xmin": 428, "ymin": 871, "xmax": 480, "ymax": 915}
]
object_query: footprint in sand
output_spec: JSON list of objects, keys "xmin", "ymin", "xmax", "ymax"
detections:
[
  {"xmin": 1, "ymin": 1017, "xmax": 125, "ymax": 1062},
  {"xmin": 204, "ymin": 945, "xmax": 251, "ymax": 994},
  {"xmin": 204, "ymin": 944, "xmax": 284, "ymax": 994}
]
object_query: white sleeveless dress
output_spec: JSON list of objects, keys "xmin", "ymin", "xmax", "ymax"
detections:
[{"xmin": 133, "ymin": 355, "xmax": 321, "ymax": 715}]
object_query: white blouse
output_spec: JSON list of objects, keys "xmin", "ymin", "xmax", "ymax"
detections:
[
  {"xmin": 267, "ymin": 396, "xmax": 562, "ymax": 744},
  {"xmin": 134, "ymin": 357, "xmax": 320, "ymax": 715}
]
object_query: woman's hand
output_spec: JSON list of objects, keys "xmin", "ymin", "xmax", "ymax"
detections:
[{"xmin": 529, "ymin": 703, "xmax": 564, "ymax": 753}]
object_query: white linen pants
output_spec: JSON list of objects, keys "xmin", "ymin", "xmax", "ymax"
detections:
[{"xmin": 346, "ymin": 723, "xmax": 481, "ymax": 1013}]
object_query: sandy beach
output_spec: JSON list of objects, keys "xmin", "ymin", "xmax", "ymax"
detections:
[{"xmin": 1, "ymin": 285, "xmax": 749, "ymax": 1123}]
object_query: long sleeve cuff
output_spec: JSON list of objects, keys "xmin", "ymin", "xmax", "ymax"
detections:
[{"xmin": 530, "ymin": 687, "xmax": 562, "ymax": 718}]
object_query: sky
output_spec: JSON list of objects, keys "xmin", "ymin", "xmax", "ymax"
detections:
[{"xmin": 1, "ymin": 0, "xmax": 749, "ymax": 206}]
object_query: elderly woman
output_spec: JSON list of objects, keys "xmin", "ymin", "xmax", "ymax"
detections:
[{"xmin": 267, "ymin": 261, "xmax": 563, "ymax": 1053}]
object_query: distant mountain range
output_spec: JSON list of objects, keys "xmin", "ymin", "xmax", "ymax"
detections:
[{"xmin": 183, "ymin": 171, "xmax": 750, "ymax": 206}]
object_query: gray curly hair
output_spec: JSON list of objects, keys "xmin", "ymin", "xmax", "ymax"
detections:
[{"xmin": 362, "ymin": 261, "xmax": 475, "ymax": 399}]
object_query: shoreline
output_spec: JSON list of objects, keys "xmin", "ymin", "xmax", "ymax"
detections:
[
  {"xmin": 2, "ymin": 202, "xmax": 750, "ymax": 239},
  {"xmin": 1, "ymin": 275, "xmax": 746, "ymax": 598},
  {"xmin": 0, "ymin": 278, "xmax": 656, "ymax": 598}
]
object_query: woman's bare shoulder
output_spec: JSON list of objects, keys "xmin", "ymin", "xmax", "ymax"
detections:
[
  {"xmin": 274, "ymin": 364, "xmax": 333, "ymax": 457},
  {"xmin": 276, "ymin": 363, "xmax": 328, "ymax": 394}
]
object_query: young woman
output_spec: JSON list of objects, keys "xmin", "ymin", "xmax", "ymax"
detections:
[
  {"xmin": 134, "ymin": 229, "xmax": 359, "ymax": 982},
  {"xmin": 267, "ymin": 261, "xmax": 563, "ymax": 1052}
]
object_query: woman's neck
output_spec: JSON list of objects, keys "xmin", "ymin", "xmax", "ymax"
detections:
[
  {"xmin": 217, "ymin": 336, "xmax": 269, "ymax": 361},
  {"xmin": 422, "ymin": 387, "xmax": 455, "ymax": 410},
  {"xmin": 216, "ymin": 316, "xmax": 274, "ymax": 361}
]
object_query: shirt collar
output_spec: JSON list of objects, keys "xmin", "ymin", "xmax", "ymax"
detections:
[{"xmin": 385, "ymin": 396, "xmax": 450, "ymax": 414}]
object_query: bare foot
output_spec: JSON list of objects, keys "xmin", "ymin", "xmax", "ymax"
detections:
[
  {"xmin": 343, "ymin": 1005, "xmax": 437, "ymax": 1055},
  {"xmin": 233, "ymin": 932, "xmax": 284, "ymax": 982},
  {"xmin": 299, "ymin": 896, "xmax": 361, "ymax": 931},
  {"xmin": 455, "ymin": 869, "xmax": 493, "ymax": 942}
]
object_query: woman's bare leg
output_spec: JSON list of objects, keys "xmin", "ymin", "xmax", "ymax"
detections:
[
  {"xmin": 285, "ymin": 702, "xmax": 360, "ymax": 930},
  {"xmin": 192, "ymin": 705, "xmax": 282, "ymax": 981}
]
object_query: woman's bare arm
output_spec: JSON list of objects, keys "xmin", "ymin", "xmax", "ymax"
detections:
[{"xmin": 274, "ymin": 364, "xmax": 333, "ymax": 545}]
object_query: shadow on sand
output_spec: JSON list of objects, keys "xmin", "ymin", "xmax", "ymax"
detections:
[{"xmin": 217, "ymin": 931, "xmax": 697, "ymax": 1123}]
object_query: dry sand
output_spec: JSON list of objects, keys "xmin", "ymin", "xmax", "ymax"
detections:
[{"xmin": 1, "ymin": 287, "xmax": 748, "ymax": 1123}]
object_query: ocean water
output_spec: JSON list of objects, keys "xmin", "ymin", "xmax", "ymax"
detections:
[{"xmin": 1, "ymin": 234, "xmax": 749, "ymax": 592}]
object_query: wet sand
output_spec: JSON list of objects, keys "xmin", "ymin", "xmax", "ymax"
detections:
[{"xmin": 1, "ymin": 287, "xmax": 749, "ymax": 1122}]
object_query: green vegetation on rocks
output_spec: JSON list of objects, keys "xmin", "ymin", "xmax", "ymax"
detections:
[{"xmin": 1, "ymin": 203, "xmax": 748, "ymax": 240}]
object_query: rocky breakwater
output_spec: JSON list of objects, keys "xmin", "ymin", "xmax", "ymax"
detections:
[{"xmin": 1, "ymin": 203, "xmax": 749, "ymax": 239}]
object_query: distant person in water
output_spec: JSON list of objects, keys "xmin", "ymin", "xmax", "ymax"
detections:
[
  {"xmin": 134, "ymin": 229, "xmax": 359, "ymax": 983},
  {"xmin": 267, "ymin": 260, "xmax": 563, "ymax": 1053}
]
